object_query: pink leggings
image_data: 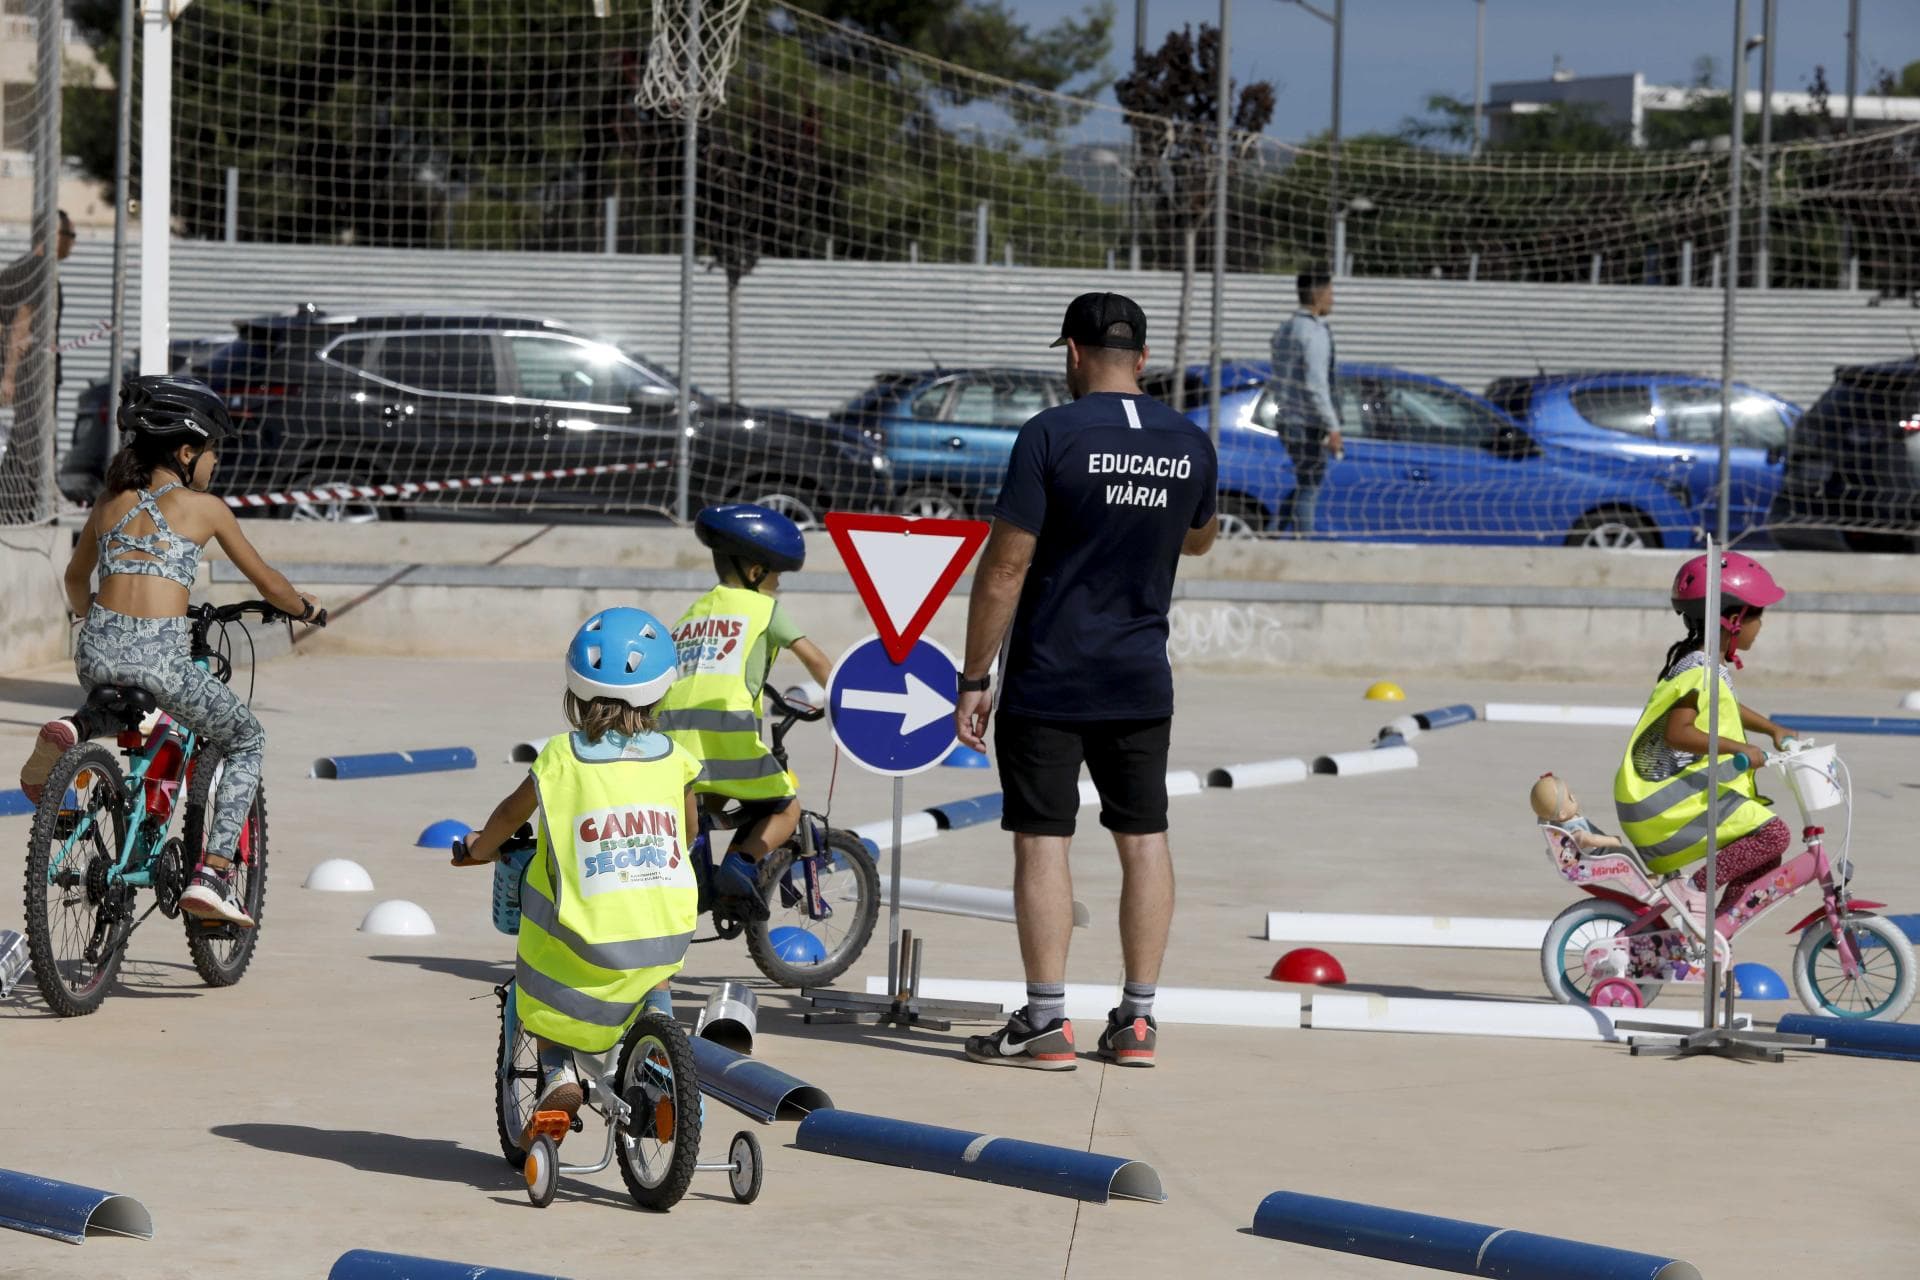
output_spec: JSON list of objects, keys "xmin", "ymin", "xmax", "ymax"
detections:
[{"xmin": 1690, "ymin": 817, "xmax": 1793, "ymax": 912}]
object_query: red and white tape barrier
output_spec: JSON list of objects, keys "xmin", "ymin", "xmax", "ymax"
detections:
[{"xmin": 223, "ymin": 460, "xmax": 672, "ymax": 509}]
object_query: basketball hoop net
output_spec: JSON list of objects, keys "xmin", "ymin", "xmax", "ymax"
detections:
[{"xmin": 633, "ymin": 0, "xmax": 754, "ymax": 119}]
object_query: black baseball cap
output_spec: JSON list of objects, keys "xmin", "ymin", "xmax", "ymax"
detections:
[{"xmin": 1050, "ymin": 291, "xmax": 1147, "ymax": 351}]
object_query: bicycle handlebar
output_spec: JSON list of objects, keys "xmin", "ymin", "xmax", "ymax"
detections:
[
  {"xmin": 763, "ymin": 684, "xmax": 826, "ymax": 725},
  {"xmin": 191, "ymin": 599, "xmax": 328, "ymax": 639}
]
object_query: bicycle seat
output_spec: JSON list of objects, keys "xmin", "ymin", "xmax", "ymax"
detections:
[{"xmin": 85, "ymin": 685, "xmax": 158, "ymax": 733}]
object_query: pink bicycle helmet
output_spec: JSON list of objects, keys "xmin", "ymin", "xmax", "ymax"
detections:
[{"xmin": 1671, "ymin": 551, "xmax": 1785, "ymax": 619}]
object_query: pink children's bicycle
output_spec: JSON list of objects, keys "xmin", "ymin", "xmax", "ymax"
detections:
[{"xmin": 1538, "ymin": 739, "xmax": 1916, "ymax": 1020}]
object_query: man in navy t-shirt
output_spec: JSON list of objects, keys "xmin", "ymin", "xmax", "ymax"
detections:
[{"xmin": 955, "ymin": 290, "xmax": 1217, "ymax": 1071}]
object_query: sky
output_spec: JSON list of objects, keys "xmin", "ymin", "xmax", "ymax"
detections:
[{"xmin": 1014, "ymin": 0, "xmax": 1920, "ymax": 142}]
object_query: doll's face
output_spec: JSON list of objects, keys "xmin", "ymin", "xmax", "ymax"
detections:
[{"xmin": 1554, "ymin": 786, "xmax": 1579, "ymax": 821}]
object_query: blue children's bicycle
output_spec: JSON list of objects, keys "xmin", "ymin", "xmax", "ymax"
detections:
[{"xmin": 22, "ymin": 599, "xmax": 322, "ymax": 1017}]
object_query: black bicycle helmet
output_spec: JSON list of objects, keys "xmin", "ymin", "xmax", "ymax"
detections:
[
  {"xmin": 117, "ymin": 375, "xmax": 234, "ymax": 445},
  {"xmin": 695, "ymin": 503, "xmax": 806, "ymax": 573}
]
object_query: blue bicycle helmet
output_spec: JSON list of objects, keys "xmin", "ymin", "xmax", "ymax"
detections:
[
  {"xmin": 695, "ymin": 503, "xmax": 806, "ymax": 575},
  {"xmin": 566, "ymin": 607, "xmax": 679, "ymax": 706}
]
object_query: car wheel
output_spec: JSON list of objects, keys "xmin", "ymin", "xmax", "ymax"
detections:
[
  {"xmin": 1566, "ymin": 509, "xmax": 1655, "ymax": 551},
  {"xmin": 894, "ymin": 488, "xmax": 965, "ymax": 520},
  {"xmin": 286, "ymin": 477, "xmax": 385, "ymax": 525},
  {"xmin": 739, "ymin": 485, "xmax": 819, "ymax": 529},
  {"xmin": 1216, "ymin": 496, "xmax": 1267, "ymax": 540}
]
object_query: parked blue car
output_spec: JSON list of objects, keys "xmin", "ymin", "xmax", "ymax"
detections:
[
  {"xmin": 830, "ymin": 367, "xmax": 1066, "ymax": 517},
  {"xmin": 1484, "ymin": 372, "xmax": 1800, "ymax": 542},
  {"xmin": 1163, "ymin": 362, "xmax": 1699, "ymax": 547}
]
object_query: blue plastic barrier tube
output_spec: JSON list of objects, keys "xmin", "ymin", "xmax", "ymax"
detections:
[
  {"xmin": 1414, "ymin": 705, "xmax": 1477, "ymax": 731},
  {"xmin": 1251, "ymin": 1191, "xmax": 1699, "ymax": 1279},
  {"xmin": 925, "ymin": 792, "xmax": 1004, "ymax": 830},
  {"xmin": 795, "ymin": 1110, "xmax": 1164, "ymax": 1203},
  {"xmin": 690, "ymin": 1036, "xmax": 833, "ymax": 1122},
  {"xmin": 1767, "ymin": 714, "xmax": 1920, "ymax": 737},
  {"xmin": 311, "ymin": 748, "xmax": 478, "ymax": 780},
  {"xmin": 1776, "ymin": 1013, "xmax": 1920, "ymax": 1062},
  {"xmin": 330, "ymin": 1251, "xmax": 569, "ymax": 1280},
  {"xmin": 0, "ymin": 1169, "xmax": 153, "ymax": 1246}
]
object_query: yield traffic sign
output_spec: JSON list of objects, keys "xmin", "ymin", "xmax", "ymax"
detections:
[
  {"xmin": 824, "ymin": 513, "xmax": 988, "ymax": 664},
  {"xmin": 827, "ymin": 636, "xmax": 961, "ymax": 777}
]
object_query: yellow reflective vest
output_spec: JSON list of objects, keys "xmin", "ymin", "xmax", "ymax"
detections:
[
  {"xmin": 514, "ymin": 733, "xmax": 701, "ymax": 1054},
  {"xmin": 1613, "ymin": 661, "xmax": 1774, "ymax": 875},
  {"xmin": 656, "ymin": 585, "xmax": 797, "ymax": 802}
]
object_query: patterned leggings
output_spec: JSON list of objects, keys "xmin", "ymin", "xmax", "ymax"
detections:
[
  {"xmin": 75, "ymin": 604, "xmax": 265, "ymax": 861},
  {"xmin": 1690, "ymin": 816, "xmax": 1793, "ymax": 912}
]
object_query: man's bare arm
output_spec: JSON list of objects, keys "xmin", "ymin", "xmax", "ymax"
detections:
[{"xmin": 1182, "ymin": 514, "xmax": 1218, "ymax": 556}]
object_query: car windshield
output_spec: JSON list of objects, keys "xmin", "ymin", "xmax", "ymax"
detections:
[
  {"xmin": 834, "ymin": 375, "xmax": 920, "ymax": 421},
  {"xmin": 619, "ymin": 348, "xmax": 712, "ymax": 404}
]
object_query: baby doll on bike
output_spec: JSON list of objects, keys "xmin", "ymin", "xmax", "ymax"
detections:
[{"xmin": 451, "ymin": 607, "xmax": 702, "ymax": 1141}]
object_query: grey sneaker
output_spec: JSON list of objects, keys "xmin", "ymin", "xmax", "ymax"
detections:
[
  {"xmin": 523, "ymin": 1060, "xmax": 584, "ymax": 1149},
  {"xmin": 179, "ymin": 865, "xmax": 254, "ymax": 928},
  {"xmin": 1095, "ymin": 1009, "xmax": 1157, "ymax": 1067},
  {"xmin": 963, "ymin": 1006, "xmax": 1076, "ymax": 1070}
]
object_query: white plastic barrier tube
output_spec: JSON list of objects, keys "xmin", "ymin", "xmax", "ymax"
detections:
[
  {"xmin": 1309, "ymin": 994, "xmax": 1746, "ymax": 1043},
  {"xmin": 852, "ymin": 812, "xmax": 941, "ymax": 848},
  {"xmin": 1264, "ymin": 912, "xmax": 1549, "ymax": 950},
  {"xmin": 1206, "ymin": 758, "xmax": 1310, "ymax": 789},
  {"xmin": 1483, "ymin": 703, "xmax": 1640, "ymax": 727},
  {"xmin": 1165, "ymin": 770, "xmax": 1204, "ymax": 797},
  {"xmin": 864, "ymin": 977, "xmax": 1303, "ymax": 1028},
  {"xmin": 896, "ymin": 879, "xmax": 1090, "ymax": 928},
  {"xmin": 1378, "ymin": 714, "xmax": 1422, "ymax": 742},
  {"xmin": 1312, "ymin": 745, "xmax": 1418, "ymax": 776},
  {"xmin": 1902, "ymin": 691, "xmax": 1920, "ymax": 712}
]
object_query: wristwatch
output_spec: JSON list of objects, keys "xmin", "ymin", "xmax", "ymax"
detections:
[{"xmin": 957, "ymin": 673, "xmax": 992, "ymax": 694}]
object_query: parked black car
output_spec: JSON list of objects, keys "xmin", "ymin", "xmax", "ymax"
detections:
[
  {"xmin": 1769, "ymin": 358, "xmax": 1920, "ymax": 552},
  {"xmin": 185, "ymin": 308, "xmax": 888, "ymax": 523},
  {"xmin": 63, "ymin": 338, "xmax": 231, "ymax": 503}
]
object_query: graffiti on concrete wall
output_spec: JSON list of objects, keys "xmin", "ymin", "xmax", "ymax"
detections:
[{"xmin": 1167, "ymin": 603, "xmax": 1293, "ymax": 666}]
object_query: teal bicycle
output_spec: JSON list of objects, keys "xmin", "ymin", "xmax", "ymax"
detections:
[{"xmin": 21, "ymin": 599, "xmax": 322, "ymax": 1017}]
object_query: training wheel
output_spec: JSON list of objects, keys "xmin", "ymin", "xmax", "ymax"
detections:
[
  {"xmin": 525, "ymin": 1134, "xmax": 559, "ymax": 1208},
  {"xmin": 728, "ymin": 1130, "xmax": 763, "ymax": 1204},
  {"xmin": 1589, "ymin": 978, "xmax": 1645, "ymax": 1009}
]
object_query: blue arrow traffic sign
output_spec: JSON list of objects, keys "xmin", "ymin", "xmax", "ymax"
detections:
[{"xmin": 827, "ymin": 635, "xmax": 961, "ymax": 777}]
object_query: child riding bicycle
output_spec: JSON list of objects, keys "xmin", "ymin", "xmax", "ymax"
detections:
[
  {"xmin": 1615, "ymin": 552, "xmax": 1797, "ymax": 917},
  {"xmin": 20, "ymin": 376, "xmax": 321, "ymax": 927},
  {"xmin": 453, "ymin": 607, "xmax": 701, "ymax": 1140},
  {"xmin": 656, "ymin": 505, "xmax": 834, "ymax": 921}
]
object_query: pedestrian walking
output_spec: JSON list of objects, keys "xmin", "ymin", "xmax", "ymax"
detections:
[{"xmin": 1268, "ymin": 267, "xmax": 1343, "ymax": 537}]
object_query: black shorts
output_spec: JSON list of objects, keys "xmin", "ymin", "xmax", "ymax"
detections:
[{"xmin": 995, "ymin": 713, "xmax": 1172, "ymax": 837}]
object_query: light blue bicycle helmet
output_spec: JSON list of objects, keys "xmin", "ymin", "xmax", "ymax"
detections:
[{"xmin": 566, "ymin": 607, "xmax": 679, "ymax": 706}]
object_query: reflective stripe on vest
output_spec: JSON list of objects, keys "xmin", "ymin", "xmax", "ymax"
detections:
[
  {"xmin": 656, "ymin": 585, "xmax": 796, "ymax": 802},
  {"xmin": 1613, "ymin": 662, "xmax": 1772, "ymax": 875},
  {"xmin": 515, "ymin": 736, "xmax": 698, "ymax": 1054}
]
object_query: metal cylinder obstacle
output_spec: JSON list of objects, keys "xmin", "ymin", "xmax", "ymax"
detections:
[
  {"xmin": 0, "ymin": 1169, "xmax": 153, "ymax": 1245},
  {"xmin": 695, "ymin": 981, "xmax": 758, "ymax": 1055},
  {"xmin": 1775, "ymin": 1013, "xmax": 1920, "ymax": 1062},
  {"xmin": 1250, "ymin": 1190, "xmax": 1700, "ymax": 1278},
  {"xmin": 329, "ymin": 1251, "xmax": 570, "ymax": 1279},
  {"xmin": 310, "ymin": 747, "xmax": 477, "ymax": 780},
  {"xmin": 795, "ymin": 1110, "xmax": 1164, "ymax": 1203},
  {"xmin": 690, "ymin": 1037, "xmax": 833, "ymax": 1122}
]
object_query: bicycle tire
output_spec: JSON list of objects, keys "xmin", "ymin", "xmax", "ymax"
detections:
[
  {"xmin": 495, "ymin": 983, "xmax": 537, "ymax": 1171},
  {"xmin": 24, "ymin": 744, "xmax": 132, "ymax": 1017},
  {"xmin": 183, "ymin": 779, "xmax": 269, "ymax": 986},
  {"xmin": 744, "ymin": 827, "xmax": 879, "ymax": 988},
  {"xmin": 614, "ymin": 1011, "xmax": 701, "ymax": 1211}
]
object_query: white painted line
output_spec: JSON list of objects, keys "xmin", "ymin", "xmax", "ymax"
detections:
[
  {"xmin": 896, "ymin": 879, "xmax": 1090, "ymax": 928},
  {"xmin": 852, "ymin": 812, "xmax": 941, "ymax": 848},
  {"xmin": 1207, "ymin": 758, "xmax": 1310, "ymax": 789},
  {"xmin": 1308, "ymin": 994, "xmax": 1747, "ymax": 1043},
  {"xmin": 1265, "ymin": 912, "xmax": 1550, "ymax": 950},
  {"xmin": 1483, "ymin": 703, "xmax": 1641, "ymax": 727},
  {"xmin": 1312, "ymin": 745, "xmax": 1418, "ymax": 776},
  {"xmin": 864, "ymin": 977, "xmax": 1303, "ymax": 1028}
]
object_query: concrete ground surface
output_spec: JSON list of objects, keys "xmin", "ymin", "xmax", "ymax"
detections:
[{"xmin": 4, "ymin": 651, "xmax": 1919, "ymax": 1279}]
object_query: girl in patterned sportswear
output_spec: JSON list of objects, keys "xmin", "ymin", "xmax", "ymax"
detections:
[{"xmin": 21, "ymin": 376, "xmax": 321, "ymax": 926}]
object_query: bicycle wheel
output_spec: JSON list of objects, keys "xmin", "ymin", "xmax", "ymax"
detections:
[
  {"xmin": 184, "ymin": 780, "xmax": 269, "ymax": 986},
  {"xmin": 614, "ymin": 1011, "xmax": 701, "ymax": 1211},
  {"xmin": 24, "ymin": 744, "xmax": 133, "ymax": 1017},
  {"xmin": 495, "ymin": 982, "xmax": 539, "ymax": 1170},
  {"xmin": 1791, "ymin": 912, "xmax": 1917, "ymax": 1021},
  {"xmin": 745, "ymin": 828, "xmax": 879, "ymax": 988},
  {"xmin": 1538, "ymin": 898, "xmax": 1663, "ymax": 1007}
]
